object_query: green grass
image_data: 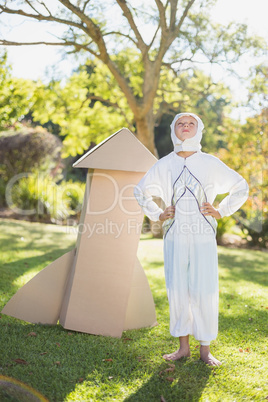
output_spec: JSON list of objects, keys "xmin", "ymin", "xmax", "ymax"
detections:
[{"xmin": 0, "ymin": 219, "xmax": 267, "ymax": 402}]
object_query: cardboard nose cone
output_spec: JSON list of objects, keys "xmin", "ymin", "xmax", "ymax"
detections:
[{"xmin": 2, "ymin": 128, "xmax": 158, "ymax": 337}]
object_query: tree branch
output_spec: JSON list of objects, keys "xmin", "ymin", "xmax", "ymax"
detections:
[
  {"xmin": 0, "ymin": 3, "xmax": 87, "ymax": 33},
  {"xmin": 147, "ymin": 0, "xmax": 171, "ymax": 50},
  {"xmin": 39, "ymin": 1, "xmax": 52, "ymax": 16},
  {"xmin": 148, "ymin": 24, "xmax": 160, "ymax": 50},
  {"xmin": 25, "ymin": 0, "xmax": 40, "ymax": 15},
  {"xmin": 57, "ymin": 0, "xmax": 108, "ymax": 48},
  {"xmin": 0, "ymin": 39, "xmax": 99, "ymax": 57},
  {"xmin": 0, "ymin": 40, "xmax": 67, "ymax": 46},
  {"xmin": 58, "ymin": 1, "xmax": 142, "ymax": 112},
  {"xmin": 154, "ymin": 0, "xmax": 196, "ymax": 62},
  {"xmin": 103, "ymin": 31, "xmax": 138, "ymax": 47},
  {"xmin": 82, "ymin": 0, "xmax": 90, "ymax": 13},
  {"xmin": 174, "ymin": 0, "xmax": 196, "ymax": 37},
  {"xmin": 115, "ymin": 0, "xmax": 148, "ymax": 56},
  {"xmin": 169, "ymin": 0, "xmax": 178, "ymax": 31},
  {"xmin": 0, "ymin": 1, "xmax": 140, "ymax": 115},
  {"xmin": 155, "ymin": 0, "xmax": 167, "ymax": 32},
  {"xmin": 87, "ymin": 95, "xmax": 133, "ymax": 127}
]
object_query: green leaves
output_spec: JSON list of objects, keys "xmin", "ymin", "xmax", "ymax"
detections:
[
  {"xmin": 0, "ymin": 51, "xmax": 35, "ymax": 130},
  {"xmin": 32, "ymin": 61, "xmax": 134, "ymax": 157}
]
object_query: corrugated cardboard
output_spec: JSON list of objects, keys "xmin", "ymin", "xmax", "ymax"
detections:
[
  {"xmin": 2, "ymin": 249, "xmax": 75, "ymax": 324},
  {"xmin": 2, "ymin": 128, "xmax": 158, "ymax": 337}
]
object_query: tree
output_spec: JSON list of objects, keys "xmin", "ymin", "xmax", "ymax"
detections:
[
  {"xmin": 217, "ymin": 108, "xmax": 268, "ymax": 247},
  {"xmin": 0, "ymin": 50, "xmax": 35, "ymax": 130},
  {"xmin": 31, "ymin": 56, "xmax": 231, "ymax": 157},
  {"xmin": 247, "ymin": 64, "xmax": 268, "ymax": 112},
  {"xmin": 0, "ymin": 0, "xmax": 265, "ymax": 154},
  {"xmin": 31, "ymin": 59, "xmax": 134, "ymax": 157}
]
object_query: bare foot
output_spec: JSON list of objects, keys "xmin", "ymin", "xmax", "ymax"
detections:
[
  {"xmin": 163, "ymin": 348, "xmax": 191, "ymax": 361},
  {"xmin": 200, "ymin": 345, "xmax": 221, "ymax": 366}
]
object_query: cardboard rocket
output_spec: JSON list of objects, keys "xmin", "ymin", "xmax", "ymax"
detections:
[{"xmin": 2, "ymin": 128, "xmax": 158, "ymax": 337}]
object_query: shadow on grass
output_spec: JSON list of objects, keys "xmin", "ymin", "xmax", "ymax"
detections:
[
  {"xmin": 142, "ymin": 261, "xmax": 164, "ymax": 269},
  {"xmin": 0, "ymin": 320, "xmax": 212, "ymax": 402},
  {"xmin": 0, "ymin": 220, "xmax": 76, "ymax": 254},
  {"xmin": 124, "ymin": 360, "xmax": 211, "ymax": 402},
  {"xmin": 218, "ymin": 248, "xmax": 268, "ymax": 287},
  {"xmin": 1, "ymin": 221, "xmax": 267, "ymax": 400},
  {"xmin": 219, "ymin": 309, "xmax": 268, "ymax": 340},
  {"xmin": 0, "ymin": 219, "xmax": 76, "ymax": 305},
  {"xmin": 219, "ymin": 294, "xmax": 268, "ymax": 339},
  {"xmin": 0, "ymin": 248, "xmax": 74, "ymax": 307}
]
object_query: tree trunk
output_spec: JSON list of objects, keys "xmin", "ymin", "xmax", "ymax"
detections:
[
  {"xmin": 135, "ymin": 111, "xmax": 164, "ymax": 238},
  {"xmin": 135, "ymin": 111, "xmax": 158, "ymax": 157}
]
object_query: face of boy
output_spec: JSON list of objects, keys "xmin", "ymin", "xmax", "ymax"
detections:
[{"xmin": 175, "ymin": 116, "xmax": 198, "ymax": 141}]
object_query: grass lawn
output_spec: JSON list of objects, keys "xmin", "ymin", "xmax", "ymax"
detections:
[{"xmin": 0, "ymin": 219, "xmax": 267, "ymax": 401}]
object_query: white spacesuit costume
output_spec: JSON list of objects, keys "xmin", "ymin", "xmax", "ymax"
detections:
[{"xmin": 134, "ymin": 113, "xmax": 248, "ymax": 345}]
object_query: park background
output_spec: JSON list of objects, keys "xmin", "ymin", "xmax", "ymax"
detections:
[{"xmin": 0, "ymin": 0, "xmax": 267, "ymax": 401}]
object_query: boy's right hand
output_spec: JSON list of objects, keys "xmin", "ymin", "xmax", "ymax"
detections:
[{"xmin": 159, "ymin": 206, "xmax": 175, "ymax": 221}]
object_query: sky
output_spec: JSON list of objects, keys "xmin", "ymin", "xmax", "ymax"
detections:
[
  {"xmin": 0, "ymin": 0, "xmax": 267, "ymax": 121},
  {"xmin": 1, "ymin": 0, "xmax": 267, "ymax": 81}
]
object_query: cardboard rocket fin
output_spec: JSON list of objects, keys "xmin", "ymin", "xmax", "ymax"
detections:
[
  {"xmin": 2, "ymin": 249, "xmax": 75, "ymax": 324},
  {"xmin": 123, "ymin": 257, "xmax": 158, "ymax": 330}
]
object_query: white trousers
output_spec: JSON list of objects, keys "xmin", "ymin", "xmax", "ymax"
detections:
[{"xmin": 163, "ymin": 216, "xmax": 219, "ymax": 344}]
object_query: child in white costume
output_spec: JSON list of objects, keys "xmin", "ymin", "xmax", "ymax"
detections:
[{"xmin": 134, "ymin": 113, "xmax": 249, "ymax": 366}]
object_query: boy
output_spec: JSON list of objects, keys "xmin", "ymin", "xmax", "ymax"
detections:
[{"xmin": 134, "ymin": 113, "xmax": 248, "ymax": 366}]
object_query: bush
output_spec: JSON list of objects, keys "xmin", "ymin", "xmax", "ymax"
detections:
[
  {"xmin": 7, "ymin": 173, "xmax": 42, "ymax": 217},
  {"xmin": 0, "ymin": 177, "xmax": 6, "ymax": 208},
  {"xmin": 238, "ymin": 209, "xmax": 268, "ymax": 248},
  {"xmin": 6, "ymin": 173, "xmax": 85, "ymax": 223},
  {"xmin": 216, "ymin": 215, "xmax": 236, "ymax": 243},
  {"xmin": 0, "ymin": 127, "xmax": 63, "ymax": 209}
]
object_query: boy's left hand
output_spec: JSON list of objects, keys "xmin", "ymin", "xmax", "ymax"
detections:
[{"xmin": 200, "ymin": 202, "xmax": 221, "ymax": 219}]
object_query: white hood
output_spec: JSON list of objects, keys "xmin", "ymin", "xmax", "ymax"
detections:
[{"xmin": 170, "ymin": 112, "xmax": 204, "ymax": 153}]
